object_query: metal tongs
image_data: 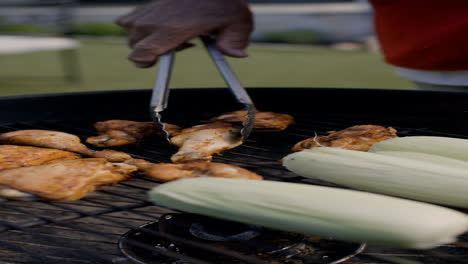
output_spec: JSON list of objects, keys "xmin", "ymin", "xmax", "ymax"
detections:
[{"xmin": 150, "ymin": 36, "xmax": 256, "ymax": 142}]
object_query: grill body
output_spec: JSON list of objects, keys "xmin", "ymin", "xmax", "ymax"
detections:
[{"xmin": 0, "ymin": 88, "xmax": 467, "ymax": 264}]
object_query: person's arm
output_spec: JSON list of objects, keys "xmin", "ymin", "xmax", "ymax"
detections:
[{"xmin": 116, "ymin": 0, "xmax": 253, "ymax": 68}]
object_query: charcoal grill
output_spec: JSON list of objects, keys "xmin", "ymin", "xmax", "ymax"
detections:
[{"xmin": 0, "ymin": 88, "xmax": 467, "ymax": 264}]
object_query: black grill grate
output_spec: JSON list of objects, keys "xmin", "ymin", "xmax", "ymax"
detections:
[{"xmin": 0, "ymin": 88, "xmax": 467, "ymax": 264}]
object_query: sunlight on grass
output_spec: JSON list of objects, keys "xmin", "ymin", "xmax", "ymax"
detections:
[{"xmin": 0, "ymin": 39, "xmax": 413, "ymax": 97}]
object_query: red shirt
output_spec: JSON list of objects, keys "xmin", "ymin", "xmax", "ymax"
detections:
[{"xmin": 369, "ymin": 0, "xmax": 468, "ymax": 70}]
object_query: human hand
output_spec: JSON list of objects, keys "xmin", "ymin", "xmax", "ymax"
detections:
[{"xmin": 116, "ymin": 0, "xmax": 254, "ymax": 68}]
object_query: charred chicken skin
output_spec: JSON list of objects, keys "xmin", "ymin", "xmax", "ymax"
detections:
[
  {"xmin": 211, "ymin": 110, "xmax": 295, "ymax": 131},
  {"xmin": 170, "ymin": 122, "xmax": 242, "ymax": 163},
  {"xmin": 128, "ymin": 159, "xmax": 262, "ymax": 182},
  {"xmin": 86, "ymin": 120, "xmax": 181, "ymax": 147},
  {"xmin": 291, "ymin": 125, "xmax": 398, "ymax": 152},
  {"xmin": 0, "ymin": 130, "xmax": 131, "ymax": 162},
  {"xmin": 0, "ymin": 145, "xmax": 81, "ymax": 171},
  {"xmin": 0, "ymin": 159, "xmax": 137, "ymax": 200}
]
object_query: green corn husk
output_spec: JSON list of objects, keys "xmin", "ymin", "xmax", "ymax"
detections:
[
  {"xmin": 149, "ymin": 177, "xmax": 468, "ymax": 249},
  {"xmin": 283, "ymin": 147, "xmax": 468, "ymax": 208},
  {"xmin": 373, "ymin": 151, "xmax": 468, "ymax": 170},
  {"xmin": 369, "ymin": 136, "xmax": 468, "ymax": 161}
]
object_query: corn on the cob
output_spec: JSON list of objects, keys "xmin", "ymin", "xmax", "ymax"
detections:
[
  {"xmin": 149, "ymin": 177, "xmax": 468, "ymax": 249},
  {"xmin": 372, "ymin": 151, "xmax": 468, "ymax": 170},
  {"xmin": 369, "ymin": 136, "xmax": 468, "ymax": 161},
  {"xmin": 283, "ymin": 147, "xmax": 468, "ymax": 208}
]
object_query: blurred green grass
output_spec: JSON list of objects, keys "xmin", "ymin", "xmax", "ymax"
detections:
[
  {"xmin": 0, "ymin": 24, "xmax": 50, "ymax": 34},
  {"xmin": 70, "ymin": 23, "xmax": 127, "ymax": 36},
  {"xmin": 0, "ymin": 39, "xmax": 413, "ymax": 97}
]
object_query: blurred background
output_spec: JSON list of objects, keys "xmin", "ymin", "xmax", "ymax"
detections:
[{"xmin": 0, "ymin": 0, "xmax": 413, "ymax": 97}]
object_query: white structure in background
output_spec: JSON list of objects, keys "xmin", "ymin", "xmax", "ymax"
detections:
[
  {"xmin": 0, "ymin": 35, "xmax": 79, "ymax": 55},
  {"xmin": 0, "ymin": 35, "xmax": 81, "ymax": 83},
  {"xmin": 0, "ymin": 0, "xmax": 81, "ymax": 83}
]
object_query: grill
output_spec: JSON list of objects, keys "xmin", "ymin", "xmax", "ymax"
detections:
[{"xmin": 0, "ymin": 88, "xmax": 467, "ymax": 264}]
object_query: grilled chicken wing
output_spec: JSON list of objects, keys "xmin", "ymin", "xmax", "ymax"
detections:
[
  {"xmin": 211, "ymin": 110, "xmax": 295, "ymax": 131},
  {"xmin": 0, "ymin": 145, "xmax": 81, "ymax": 171},
  {"xmin": 0, "ymin": 159, "xmax": 137, "ymax": 200},
  {"xmin": 86, "ymin": 120, "xmax": 181, "ymax": 147},
  {"xmin": 291, "ymin": 125, "xmax": 398, "ymax": 152},
  {"xmin": 129, "ymin": 159, "xmax": 262, "ymax": 182},
  {"xmin": 170, "ymin": 122, "xmax": 242, "ymax": 163},
  {"xmin": 0, "ymin": 130, "xmax": 131, "ymax": 162}
]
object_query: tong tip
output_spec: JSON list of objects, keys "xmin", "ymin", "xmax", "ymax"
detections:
[
  {"xmin": 241, "ymin": 105, "xmax": 256, "ymax": 142},
  {"xmin": 151, "ymin": 108, "xmax": 171, "ymax": 143}
]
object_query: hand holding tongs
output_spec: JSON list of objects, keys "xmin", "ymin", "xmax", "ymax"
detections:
[{"xmin": 150, "ymin": 36, "xmax": 256, "ymax": 142}]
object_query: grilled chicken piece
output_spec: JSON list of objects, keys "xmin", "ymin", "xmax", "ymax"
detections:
[
  {"xmin": 86, "ymin": 120, "xmax": 181, "ymax": 147},
  {"xmin": 0, "ymin": 130, "xmax": 90, "ymax": 153},
  {"xmin": 0, "ymin": 145, "xmax": 81, "ymax": 171},
  {"xmin": 92, "ymin": 149, "xmax": 132, "ymax": 162},
  {"xmin": 0, "ymin": 159, "xmax": 137, "ymax": 200},
  {"xmin": 129, "ymin": 159, "xmax": 262, "ymax": 182},
  {"xmin": 0, "ymin": 145, "xmax": 81, "ymax": 199},
  {"xmin": 291, "ymin": 125, "xmax": 398, "ymax": 152},
  {"xmin": 170, "ymin": 122, "xmax": 242, "ymax": 163},
  {"xmin": 0, "ymin": 130, "xmax": 131, "ymax": 162},
  {"xmin": 211, "ymin": 110, "xmax": 295, "ymax": 131}
]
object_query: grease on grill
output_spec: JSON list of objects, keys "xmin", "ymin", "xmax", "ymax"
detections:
[{"xmin": 119, "ymin": 213, "xmax": 364, "ymax": 264}]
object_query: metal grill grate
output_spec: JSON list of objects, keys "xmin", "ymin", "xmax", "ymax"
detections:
[
  {"xmin": 0, "ymin": 88, "xmax": 467, "ymax": 264},
  {"xmin": 0, "ymin": 116, "xmax": 467, "ymax": 264}
]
